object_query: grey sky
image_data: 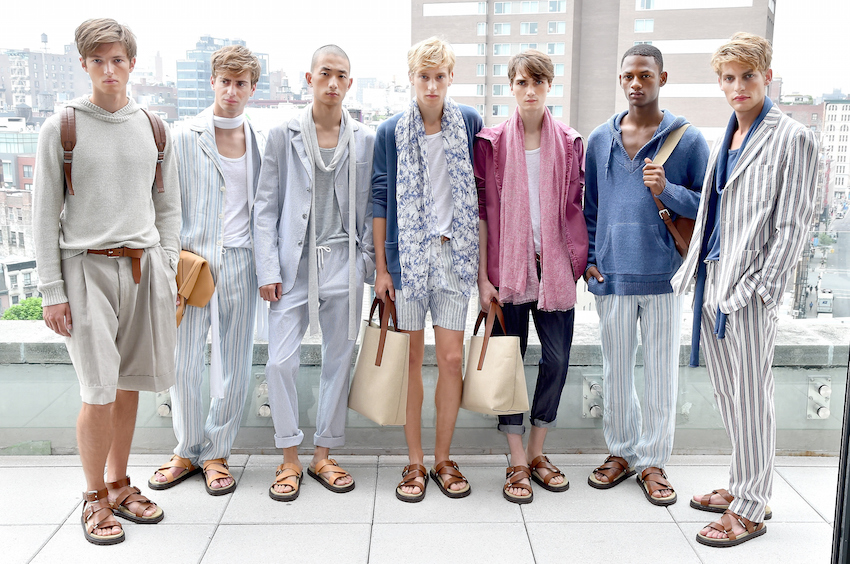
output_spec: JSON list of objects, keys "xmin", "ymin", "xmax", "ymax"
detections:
[{"xmin": 3, "ymin": 0, "xmax": 848, "ymax": 97}]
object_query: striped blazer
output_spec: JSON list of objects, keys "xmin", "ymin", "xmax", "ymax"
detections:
[
  {"xmin": 173, "ymin": 109, "xmax": 264, "ymax": 275},
  {"xmin": 672, "ymin": 106, "xmax": 819, "ymax": 312}
]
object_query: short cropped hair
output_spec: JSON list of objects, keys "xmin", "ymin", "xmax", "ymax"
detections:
[
  {"xmin": 407, "ymin": 37, "xmax": 456, "ymax": 74},
  {"xmin": 310, "ymin": 44, "xmax": 351, "ymax": 74},
  {"xmin": 621, "ymin": 44, "xmax": 664, "ymax": 72},
  {"xmin": 75, "ymin": 18, "xmax": 137, "ymax": 60},
  {"xmin": 211, "ymin": 45, "xmax": 262, "ymax": 86},
  {"xmin": 710, "ymin": 32, "xmax": 772, "ymax": 75},
  {"xmin": 508, "ymin": 49, "xmax": 554, "ymax": 85}
]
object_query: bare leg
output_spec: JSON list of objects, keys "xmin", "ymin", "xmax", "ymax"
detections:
[
  {"xmin": 527, "ymin": 426, "xmax": 564, "ymax": 486},
  {"xmin": 401, "ymin": 330, "xmax": 426, "ymax": 495},
  {"xmin": 506, "ymin": 432, "xmax": 530, "ymax": 496},
  {"xmin": 311, "ymin": 446, "xmax": 352, "ymax": 486},
  {"xmin": 78, "ymin": 401, "xmax": 121, "ymax": 537},
  {"xmin": 433, "ymin": 326, "xmax": 466, "ymax": 491}
]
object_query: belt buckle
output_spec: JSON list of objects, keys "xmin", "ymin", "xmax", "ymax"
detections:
[{"xmin": 106, "ymin": 248, "xmax": 121, "ymax": 258}]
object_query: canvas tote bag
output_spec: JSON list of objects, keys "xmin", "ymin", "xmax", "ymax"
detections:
[
  {"xmin": 461, "ymin": 302, "xmax": 529, "ymax": 415},
  {"xmin": 349, "ymin": 296, "xmax": 410, "ymax": 426},
  {"xmin": 175, "ymin": 250, "xmax": 215, "ymax": 326}
]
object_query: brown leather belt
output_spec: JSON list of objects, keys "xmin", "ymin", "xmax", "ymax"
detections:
[
  {"xmin": 87, "ymin": 247, "xmax": 144, "ymax": 283},
  {"xmin": 440, "ymin": 235, "xmax": 451, "ymax": 244}
]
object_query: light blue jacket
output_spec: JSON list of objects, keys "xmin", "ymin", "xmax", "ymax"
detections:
[{"xmin": 253, "ymin": 115, "xmax": 376, "ymax": 292}]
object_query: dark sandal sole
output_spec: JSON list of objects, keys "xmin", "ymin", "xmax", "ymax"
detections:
[
  {"xmin": 205, "ymin": 478, "xmax": 237, "ymax": 496},
  {"xmin": 696, "ymin": 524, "xmax": 767, "ymax": 548},
  {"xmin": 637, "ymin": 475, "xmax": 677, "ymax": 506},
  {"xmin": 429, "ymin": 469, "xmax": 471, "ymax": 499},
  {"xmin": 269, "ymin": 473, "xmax": 301, "ymax": 502},
  {"xmin": 81, "ymin": 514, "xmax": 125, "ymax": 545},
  {"xmin": 531, "ymin": 472, "xmax": 570, "ymax": 493},
  {"xmin": 689, "ymin": 500, "xmax": 773, "ymax": 520},
  {"xmin": 396, "ymin": 477, "xmax": 428, "ymax": 503},
  {"xmin": 587, "ymin": 468, "xmax": 635, "ymax": 490},
  {"xmin": 148, "ymin": 466, "xmax": 201, "ymax": 491},
  {"xmin": 503, "ymin": 488, "xmax": 533, "ymax": 504},
  {"xmin": 112, "ymin": 506, "xmax": 164, "ymax": 524},
  {"xmin": 307, "ymin": 467, "xmax": 356, "ymax": 493}
]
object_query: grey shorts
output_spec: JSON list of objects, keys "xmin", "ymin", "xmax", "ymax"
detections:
[
  {"xmin": 62, "ymin": 246, "xmax": 177, "ymax": 405},
  {"xmin": 395, "ymin": 240, "xmax": 469, "ymax": 332}
]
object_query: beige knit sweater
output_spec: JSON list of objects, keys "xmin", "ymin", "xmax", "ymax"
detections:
[{"xmin": 33, "ymin": 97, "xmax": 180, "ymax": 306}]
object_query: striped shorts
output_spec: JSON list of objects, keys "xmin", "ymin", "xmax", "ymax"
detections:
[{"xmin": 395, "ymin": 239, "xmax": 469, "ymax": 332}]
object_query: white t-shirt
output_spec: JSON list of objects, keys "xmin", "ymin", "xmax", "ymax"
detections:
[
  {"xmin": 526, "ymin": 148, "xmax": 541, "ymax": 253},
  {"xmin": 426, "ymin": 132, "xmax": 453, "ymax": 237},
  {"xmin": 220, "ymin": 152, "xmax": 252, "ymax": 248}
]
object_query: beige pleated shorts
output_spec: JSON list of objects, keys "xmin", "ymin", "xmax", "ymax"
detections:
[{"xmin": 61, "ymin": 245, "xmax": 177, "ymax": 405}]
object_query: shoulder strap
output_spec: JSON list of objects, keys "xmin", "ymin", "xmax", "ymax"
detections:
[
  {"xmin": 653, "ymin": 123, "xmax": 690, "ymax": 167},
  {"xmin": 141, "ymin": 109, "xmax": 167, "ymax": 193},
  {"xmin": 60, "ymin": 107, "xmax": 76, "ymax": 195}
]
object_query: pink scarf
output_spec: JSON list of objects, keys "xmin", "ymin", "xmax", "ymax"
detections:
[{"xmin": 498, "ymin": 108, "xmax": 576, "ymax": 311}]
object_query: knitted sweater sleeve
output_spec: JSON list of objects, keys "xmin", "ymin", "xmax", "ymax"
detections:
[{"xmin": 153, "ymin": 126, "xmax": 181, "ymax": 271}]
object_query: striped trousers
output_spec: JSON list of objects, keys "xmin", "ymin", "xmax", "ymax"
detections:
[
  {"xmin": 171, "ymin": 247, "xmax": 258, "ymax": 464},
  {"xmin": 595, "ymin": 292, "xmax": 682, "ymax": 472},
  {"xmin": 702, "ymin": 261, "xmax": 776, "ymax": 523}
]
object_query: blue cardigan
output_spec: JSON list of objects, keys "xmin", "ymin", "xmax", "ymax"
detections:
[{"xmin": 372, "ymin": 104, "xmax": 482, "ymax": 289}]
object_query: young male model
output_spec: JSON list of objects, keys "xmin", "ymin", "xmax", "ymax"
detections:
[
  {"xmin": 584, "ymin": 45, "xmax": 708, "ymax": 506},
  {"xmin": 475, "ymin": 50, "xmax": 586, "ymax": 504},
  {"xmin": 373, "ymin": 37, "xmax": 482, "ymax": 502},
  {"xmin": 149, "ymin": 45, "xmax": 263, "ymax": 496},
  {"xmin": 672, "ymin": 32, "xmax": 818, "ymax": 547},
  {"xmin": 254, "ymin": 45, "xmax": 375, "ymax": 501},
  {"xmin": 33, "ymin": 18, "xmax": 180, "ymax": 544}
]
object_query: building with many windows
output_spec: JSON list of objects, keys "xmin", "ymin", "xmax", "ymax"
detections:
[
  {"xmin": 0, "ymin": 43, "xmax": 90, "ymax": 113},
  {"xmin": 823, "ymin": 99, "xmax": 850, "ymax": 205},
  {"xmin": 412, "ymin": 0, "xmax": 775, "ymax": 138},
  {"xmin": 177, "ymin": 36, "xmax": 270, "ymax": 118}
]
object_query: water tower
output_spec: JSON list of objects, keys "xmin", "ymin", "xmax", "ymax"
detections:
[{"xmin": 41, "ymin": 34, "xmax": 48, "ymax": 52}]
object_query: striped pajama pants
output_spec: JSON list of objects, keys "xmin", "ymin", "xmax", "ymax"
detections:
[
  {"xmin": 595, "ymin": 292, "xmax": 682, "ymax": 472},
  {"xmin": 701, "ymin": 261, "xmax": 776, "ymax": 523},
  {"xmin": 171, "ymin": 247, "xmax": 258, "ymax": 464}
]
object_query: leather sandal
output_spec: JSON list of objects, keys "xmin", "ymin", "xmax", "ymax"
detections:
[
  {"xmin": 588, "ymin": 455, "xmax": 635, "ymax": 489},
  {"xmin": 148, "ymin": 454, "xmax": 201, "ymax": 490},
  {"xmin": 430, "ymin": 460, "xmax": 471, "ymax": 499},
  {"xmin": 529, "ymin": 455, "xmax": 569, "ymax": 493},
  {"xmin": 202, "ymin": 458, "xmax": 237, "ymax": 496},
  {"xmin": 696, "ymin": 509, "xmax": 767, "ymax": 548},
  {"xmin": 269, "ymin": 463, "xmax": 302, "ymax": 502},
  {"xmin": 308, "ymin": 458, "xmax": 355, "ymax": 493},
  {"xmin": 503, "ymin": 465, "xmax": 533, "ymax": 505},
  {"xmin": 637, "ymin": 467, "xmax": 677, "ymax": 506},
  {"xmin": 106, "ymin": 476, "xmax": 164, "ymax": 524},
  {"xmin": 690, "ymin": 488, "xmax": 773, "ymax": 520},
  {"xmin": 396, "ymin": 463, "xmax": 428, "ymax": 503},
  {"xmin": 81, "ymin": 488, "xmax": 125, "ymax": 545}
]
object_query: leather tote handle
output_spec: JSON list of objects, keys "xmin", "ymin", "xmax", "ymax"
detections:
[
  {"xmin": 474, "ymin": 300, "xmax": 507, "ymax": 371},
  {"xmin": 375, "ymin": 293, "xmax": 399, "ymax": 367}
]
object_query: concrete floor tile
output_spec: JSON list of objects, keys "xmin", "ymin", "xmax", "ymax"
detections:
[
  {"xmin": 132, "ymin": 466, "xmax": 243, "ymax": 524},
  {"xmin": 127, "ymin": 453, "xmax": 250, "ymax": 468},
  {"xmin": 666, "ymin": 465, "xmax": 824, "ymax": 523},
  {"xmin": 221, "ymin": 463, "xmax": 376, "ymax": 524},
  {"xmin": 1, "ymin": 467, "xmax": 84, "ymax": 525},
  {"xmin": 245, "ymin": 454, "xmax": 377, "ymax": 468},
  {"xmin": 0, "ymin": 525, "xmax": 57, "ymax": 564},
  {"xmin": 0, "ymin": 454, "xmax": 81, "ymax": 467},
  {"xmin": 377, "ymin": 454, "xmax": 508, "ymax": 467},
  {"xmin": 369, "ymin": 523, "xmax": 533, "ymax": 564},
  {"xmin": 31, "ymin": 523, "xmax": 216, "ymax": 564},
  {"xmin": 776, "ymin": 466, "xmax": 839, "ymax": 523},
  {"xmin": 682, "ymin": 522, "xmax": 833, "ymax": 564},
  {"xmin": 776, "ymin": 456, "xmax": 839, "ymax": 467},
  {"xmin": 372, "ymin": 465, "xmax": 523, "ymax": 524},
  {"xmin": 667, "ymin": 454, "xmax": 734, "ymax": 467},
  {"xmin": 527, "ymin": 522, "xmax": 701, "ymax": 563},
  {"xmin": 203, "ymin": 524, "xmax": 371, "ymax": 564}
]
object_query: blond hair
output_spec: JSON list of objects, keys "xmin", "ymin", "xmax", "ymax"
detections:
[
  {"xmin": 211, "ymin": 45, "xmax": 262, "ymax": 86},
  {"xmin": 710, "ymin": 32, "xmax": 772, "ymax": 75},
  {"xmin": 75, "ymin": 18, "xmax": 137, "ymax": 60},
  {"xmin": 407, "ymin": 37, "xmax": 456, "ymax": 74},
  {"xmin": 508, "ymin": 49, "xmax": 554, "ymax": 85}
]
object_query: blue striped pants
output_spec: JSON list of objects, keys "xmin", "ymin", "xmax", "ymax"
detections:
[
  {"xmin": 170, "ymin": 247, "xmax": 258, "ymax": 464},
  {"xmin": 701, "ymin": 261, "xmax": 776, "ymax": 523},
  {"xmin": 595, "ymin": 292, "xmax": 682, "ymax": 472}
]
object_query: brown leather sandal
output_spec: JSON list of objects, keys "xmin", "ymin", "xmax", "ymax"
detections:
[
  {"xmin": 690, "ymin": 488, "xmax": 773, "ymax": 520},
  {"xmin": 696, "ymin": 509, "xmax": 767, "ymax": 548},
  {"xmin": 637, "ymin": 467, "xmax": 677, "ymax": 506},
  {"xmin": 202, "ymin": 458, "xmax": 236, "ymax": 496},
  {"xmin": 107, "ymin": 476, "xmax": 164, "ymax": 524},
  {"xmin": 503, "ymin": 465, "xmax": 533, "ymax": 505},
  {"xmin": 308, "ymin": 458, "xmax": 355, "ymax": 493},
  {"xmin": 81, "ymin": 488, "xmax": 125, "ymax": 545},
  {"xmin": 148, "ymin": 454, "xmax": 201, "ymax": 490},
  {"xmin": 588, "ymin": 455, "xmax": 635, "ymax": 489},
  {"xmin": 529, "ymin": 455, "xmax": 569, "ymax": 493},
  {"xmin": 430, "ymin": 460, "xmax": 471, "ymax": 499},
  {"xmin": 269, "ymin": 463, "xmax": 302, "ymax": 502},
  {"xmin": 396, "ymin": 463, "xmax": 428, "ymax": 503}
]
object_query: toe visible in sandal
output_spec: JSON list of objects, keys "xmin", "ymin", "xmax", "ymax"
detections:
[
  {"xmin": 307, "ymin": 458, "xmax": 355, "ymax": 493},
  {"xmin": 148, "ymin": 454, "xmax": 201, "ymax": 491},
  {"xmin": 689, "ymin": 488, "xmax": 773, "ymax": 520},
  {"xmin": 696, "ymin": 510, "xmax": 767, "ymax": 548},
  {"xmin": 637, "ymin": 467, "xmax": 677, "ymax": 506},
  {"xmin": 503, "ymin": 465, "xmax": 533, "ymax": 505},
  {"xmin": 588, "ymin": 455, "xmax": 635, "ymax": 489},
  {"xmin": 430, "ymin": 460, "xmax": 471, "ymax": 499},
  {"xmin": 107, "ymin": 476, "xmax": 164, "ymax": 524},
  {"xmin": 269, "ymin": 463, "xmax": 302, "ymax": 502},
  {"xmin": 81, "ymin": 489, "xmax": 125, "ymax": 546},
  {"xmin": 202, "ymin": 458, "xmax": 237, "ymax": 496},
  {"xmin": 529, "ymin": 455, "xmax": 569, "ymax": 493},
  {"xmin": 396, "ymin": 464, "xmax": 428, "ymax": 503}
]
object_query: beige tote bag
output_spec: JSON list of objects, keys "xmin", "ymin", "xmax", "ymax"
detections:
[
  {"xmin": 349, "ymin": 296, "xmax": 410, "ymax": 426},
  {"xmin": 461, "ymin": 302, "xmax": 529, "ymax": 415}
]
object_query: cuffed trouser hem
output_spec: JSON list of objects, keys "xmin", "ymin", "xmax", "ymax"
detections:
[
  {"xmin": 313, "ymin": 434, "xmax": 346, "ymax": 449},
  {"xmin": 498, "ymin": 424, "xmax": 526, "ymax": 435},
  {"xmin": 80, "ymin": 385, "xmax": 118, "ymax": 406},
  {"xmin": 274, "ymin": 430, "xmax": 305, "ymax": 449},
  {"xmin": 531, "ymin": 418, "xmax": 556, "ymax": 428}
]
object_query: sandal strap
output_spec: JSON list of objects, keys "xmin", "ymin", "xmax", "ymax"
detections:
[
  {"xmin": 506, "ymin": 465, "xmax": 531, "ymax": 484},
  {"xmin": 273, "ymin": 463, "xmax": 301, "ymax": 488},
  {"xmin": 157, "ymin": 454, "xmax": 195, "ymax": 474},
  {"xmin": 723, "ymin": 509, "xmax": 757, "ymax": 534},
  {"xmin": 639, "ymin": 467, "xmax": 674, "ymax": 495},
  {"xmin": 107, "ymin": 476, "xmax": 156, "ymax": 518},
  {"xmin": 82, "ymin": 489, "xmax": 121, "ymax": 534},
  {"xmin": 529, "ymin": 455, "xmax": 564, "ymax": 485},
  {"xmin": 592, "ymin": 455, "xmax": 630, "ymax": 482},
  {"xmin": 434, "ymin": 460, "xmax": 467, "ymax": 490},
  {"xmin": 699, "ymin": 488, "xmax": 733, "ymax": 507},
  {"xmin": 398, "ymin": 464, "xmax": 427, "ymax": 491},
  {"xmin": 203, "ymin": 458, "xmax": 233, "ymax": 483},
  {"xmin": 313, "ymin": 458, "xmax": 350, "ymax": 484}
]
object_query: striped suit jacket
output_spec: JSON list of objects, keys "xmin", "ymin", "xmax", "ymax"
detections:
[
  {"xmin": 672, "ymin": 106, "xmax": 819, "ymax": 313},
  {"xmin": 173, "ymin": 109, "xmax": 264, "ymax": 275}
]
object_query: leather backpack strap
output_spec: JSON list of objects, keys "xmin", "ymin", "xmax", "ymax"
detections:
[
  {"xmin": 141, "ymin": 109, "xmax": 167, "ymax": 193},
  {"xmin": 650, "ymin": 124, "xmax": 691, "ymax": 252},
  {"xmin": 60, "ymin": 107, "xmax": 76, "ymax": 195}
]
